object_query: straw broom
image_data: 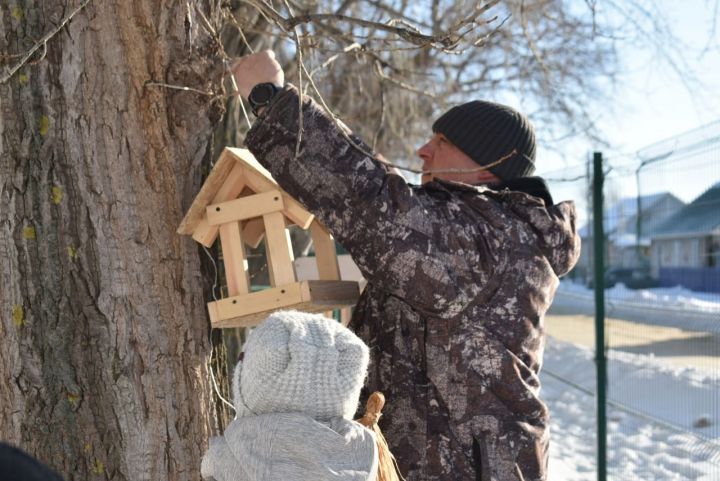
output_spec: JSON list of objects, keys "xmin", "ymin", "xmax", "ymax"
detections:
[{"xmin": 356, "ymin": 392, "xmax": 405, "ymax": 481}]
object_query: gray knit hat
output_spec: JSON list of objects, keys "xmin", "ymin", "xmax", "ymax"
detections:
[
  {"xmin": 232, "ymin": 310, "xmax": 369, "ymax": 420},
  {"xmin": 432, "ymin": 100, "xmax": 536, "ymax": 180}
]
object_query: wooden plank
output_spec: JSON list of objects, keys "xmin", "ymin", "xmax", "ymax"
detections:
[
  {"xmin": 300, "ymin": 280, "xmax": 360, "ymax": 305},
  {"xmin": 192, "ymin": 219, "xmax": 218, "ymax": 247},
  {"xmin": 226, "ymin": 148, "xmax": 315, "ymax": 229},
  {"xmin": 208, "ymin": 283, "xmax": 305, "ymax": 326},
  {"xmin": 280, "ymin": 194, "xmax": 314, "ymax": 230},
  {"xmin": 219, "ymin": 222, "xmax": 250, "ymax": 296},
  {"xmin": 207, "ymin": 190, "xmax": 284, "ymax": 226},
  {"xmin": 263, "ymin": 211, "xmax": 296, "ymax": 287},
  {"xmin": 310, "ymin": 220, "xmax": 340, "ymax": 280},
  {"xmin": 189, "ymin": 164, "xmax": 247, "ymax": 246},
  {"xmin": 178, "ymin": 151, "xmax": 244, "ymax": 235},
  {"xmin": 207, "ymin": 280, "xmax": 361, "ymax": 328},
  {"xmin": 242, "ymin": 218, "xmax": 265, "ymax": 249}
]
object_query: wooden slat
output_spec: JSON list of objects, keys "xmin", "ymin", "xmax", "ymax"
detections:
[
  {"xmin": 263, "ymin": 211, "xmax": 296, "ymax": 287},
  {"xmin": 207, "ymin": 280, "xmax": 360, "ymax": 328},
  {"xmin": 219, "ymin": 222, "xmax": 250, "ymax": 296},
  {"xmin": 178, "ymin": 153, "xmax": 243, "ymax": 235},
  {"xmin": 207, "ymin": 190, "xmax": 284, "ymax": 226},
  {"xmin": 281, "ymin": 194, "xmax": 314, "ymax": 229},
  {"xmin": 208, "ymin": 283, "xmax": 305, "ymax": 326},
  {"xmin": 227, "ymin": 148, "xmax": 315, "ymax": 229},
  {"xmin": 242, "ymin": 218, "xmax": 265, "ymax": 249},
  {"xmin": 191, "ymin": 219, "xmax": 216, "ymax": 247},
  {"xmin": 310, "ymin": 220, "xmax": 340, "ymax": 280},
  {"xmin": 189, "ymin": 164, "xmax": 247, "ymax": 247}
]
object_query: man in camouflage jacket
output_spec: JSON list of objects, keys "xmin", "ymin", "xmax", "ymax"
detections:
[{"xmin": 233, "ymin": 51, "xmax": 580, "ymax": 481}]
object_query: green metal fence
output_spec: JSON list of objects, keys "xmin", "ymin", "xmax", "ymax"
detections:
[{"xmin": 542, "ymin": 121, "xmax": 720, "ymax": 481}]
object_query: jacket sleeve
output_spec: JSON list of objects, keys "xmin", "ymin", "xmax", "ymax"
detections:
[{"xmin": 244, "ymin": 86, "xmax": 502, "ymax": 318}]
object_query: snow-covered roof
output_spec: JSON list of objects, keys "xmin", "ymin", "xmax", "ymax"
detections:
[
  {"xmin": 579, "ymin": 192, "xmax": 684, "ymax": 240},
  {"xmin": 651, "ymin": 182, "xmax": 720, "ymax": 238}
]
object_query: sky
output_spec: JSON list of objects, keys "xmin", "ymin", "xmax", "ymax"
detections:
[{"xmin": 536, "ymin": 1, "xmax": 720, "ymax": 214}]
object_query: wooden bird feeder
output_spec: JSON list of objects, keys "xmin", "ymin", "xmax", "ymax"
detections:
[{"xmin": 177, "ymin": 147, "xmax": 360, "ymax": 328}]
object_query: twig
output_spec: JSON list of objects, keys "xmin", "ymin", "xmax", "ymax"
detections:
[
  {"xmin": 224, "ymin": 9, "xmax": 256, "ymax": 54},
  {"xmin": 282, "ymin": 0, "xmax": 304, "ymax": 158},
  {"xmin": 295, "ymin": 62, "xmax": 509, "ymax": 178},
  {"xmin": 519, "ymin": 1, "xmax": 553, "ymax": 91},
  {"xmin": 283, "ymin": 13, "xmax": 454, "ymax": 48},
  {"xmin": 145, "ymin": 82, "xmax": 214, "ymax": 96},
  {"xmin": 372, "ymin": 67, "xmax": 386, "ymax": 151},
  {"xmin": 244, "ymin": 0, "xmax": 496, "ymax": 50},
  {"xmin": 390, "ymin": 149, "xmax": 520, "ymax": 176},
  {"xmin": 237, "ymin": 0, "xmax": 507, "ymax": 175},
  {"xmin": 0, "ymin": 0, "xmax": 91, "ymax": 84},
  {"xmin": 195, "ymin": 4, "xmax": 218, "ymax": 37},
  {"xmin": 240, "ymin": 0, "xmax": 285, "ymax": 26},
  {"xmin": 297, "ymin": 60, "xmax": 377, "ymax": 160},
  {"xmin": 474, "ymin": 14, "xmax": 511, "ymax": 47},
  {"xmin": 27, "ymin": 41, "xmax": 49, "ymax": 65},
  {"xmin": 373, "ymin": 62, "xmax": 437, "ymax": 98}
]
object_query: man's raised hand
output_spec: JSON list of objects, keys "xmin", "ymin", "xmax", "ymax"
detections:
[{"xmin": 231, "ymin": 50, "xmax": 284, "ymax": 100}]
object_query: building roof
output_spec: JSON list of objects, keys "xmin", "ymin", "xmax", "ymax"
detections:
[
  {"xmin": 579, "ymin": 192, "xmax": 684, "ymax": 240},
  {"xmin": 651, "ymin": 182, "xmax": 720, "ymax": 238}
]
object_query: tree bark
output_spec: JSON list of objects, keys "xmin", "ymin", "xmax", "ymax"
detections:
[{"xmin": 0, "ymin": 1, "xmax": 225, "ymax": 479}]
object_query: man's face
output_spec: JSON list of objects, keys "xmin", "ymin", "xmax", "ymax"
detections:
[{"xmin": 417, "ymin": 133, "xmax": 498, "ymax": 185}]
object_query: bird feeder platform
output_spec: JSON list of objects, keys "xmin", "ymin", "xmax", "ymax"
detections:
[{"xmin": 177, "ymin": 147, "xmax": 359, "ymax": 328}]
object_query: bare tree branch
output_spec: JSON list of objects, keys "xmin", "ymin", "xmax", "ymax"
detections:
[{"xmin": 0, "ymin": 0, "xmax": 91, "ymax": 83}]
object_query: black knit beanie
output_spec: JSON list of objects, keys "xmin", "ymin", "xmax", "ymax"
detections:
[{"xmin": 432, "ymin": 100, "xmax": 536, "ymax": 180}]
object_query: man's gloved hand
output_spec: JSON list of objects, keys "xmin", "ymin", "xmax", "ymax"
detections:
[{"xmin": 230, "ymin": 50, "xmax": 284, "ymax": 100}]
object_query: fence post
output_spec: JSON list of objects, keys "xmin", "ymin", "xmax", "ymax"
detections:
[{"xmin": 592, "ymin": 151, "xmax": 607, "ymax": 481}]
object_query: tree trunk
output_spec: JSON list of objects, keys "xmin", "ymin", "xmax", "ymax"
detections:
[{"xmin": 0, "ymin": 2, "xmax": 225, "ymax": 479}]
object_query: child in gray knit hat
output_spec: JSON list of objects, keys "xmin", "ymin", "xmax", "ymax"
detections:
[{"xmin": 201, "ymin": 310, "xmax": 378, "ymax": 481}]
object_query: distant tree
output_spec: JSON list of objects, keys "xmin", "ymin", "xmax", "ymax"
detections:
[{"xmin": 217, "ymin": 0, "xmax": 716, "ymax": 167}]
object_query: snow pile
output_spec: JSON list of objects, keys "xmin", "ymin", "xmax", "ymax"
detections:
[{"xmin": 544, "ymin": 339, "xmax": 720, "ymax": 480}]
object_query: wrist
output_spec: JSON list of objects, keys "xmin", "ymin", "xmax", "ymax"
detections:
[{"xmin": 248, "ymin": 82, "xmax": 282, "ymax": 117}]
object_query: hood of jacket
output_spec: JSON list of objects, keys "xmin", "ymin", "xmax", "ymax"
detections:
[
  {"xmin": 489, "ymin": 176, "xmax": 581, "ymax": 277},
  {"xmin": 431, "ymin": 176, "xmax": 580, "ymax": 277},
  {"xmin": 201, "ymin": 412, "xmax": 378, "ymax": 481}
]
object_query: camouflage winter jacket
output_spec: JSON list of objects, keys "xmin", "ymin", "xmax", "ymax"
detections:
[{"xmin": 245, "ymin": 86, "xmax": 581, "ymax": 481}]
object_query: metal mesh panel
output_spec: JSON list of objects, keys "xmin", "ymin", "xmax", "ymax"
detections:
[{"xmin": 541, "ymin": 122, "xmax": 720, "ymax": 480}]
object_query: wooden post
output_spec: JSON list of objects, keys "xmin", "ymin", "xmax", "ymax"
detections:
[
  {"xmin": 263, "ymin": 211, "xmax": 296, "ymax": 287},
  {"xmin": 190, "ymin": 164, "xmax": 246, "ymax": 247}
]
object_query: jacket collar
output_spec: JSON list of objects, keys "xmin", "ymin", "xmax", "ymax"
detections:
[{"xmin": 423, "ymin": 176, "xmax": 554, "ymax": 206}]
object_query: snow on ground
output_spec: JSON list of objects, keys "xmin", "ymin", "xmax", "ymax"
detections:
[
  {"xmin": 559, "ymin": 281, "xmax": 720, "ymax": 314},
  {"xmin": 543, "ymin": 339, "xmax": 720, "ymax": 480},
  {"xmin": 554, "ymin": 281, "xmax": 720, "ymax": 333}
]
